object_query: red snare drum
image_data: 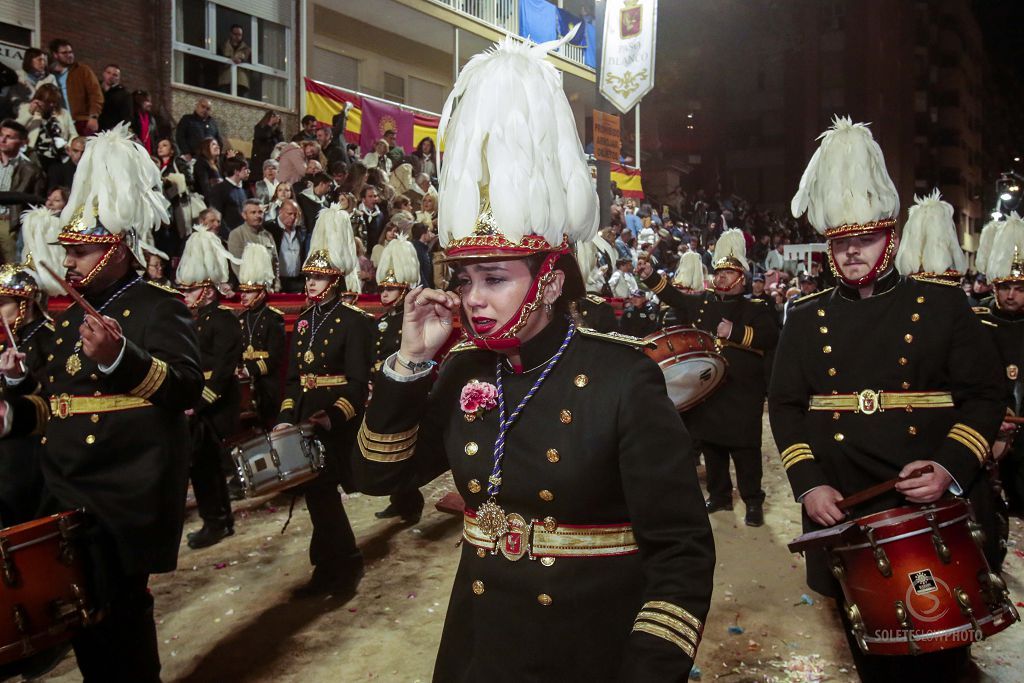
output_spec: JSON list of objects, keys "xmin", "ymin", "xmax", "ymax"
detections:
[
  {"xmin": 790, "ymin": 499, "xmax": 1018, "ymax": 655},
  {"xmin": 642, "ymin": 327, "xmax": 727, "ymax": 411},
  {"xmin": 0, "ymin": 510, "xmax": 95, "ymax": 665}
]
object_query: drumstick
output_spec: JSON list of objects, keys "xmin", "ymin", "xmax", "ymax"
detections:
[
  {"xmin": 836, "ymin": 464, "xmax": 934, "ymax": 512},
  {"xmin": 1004, "ymin": 416, "xmax": 1024, "ymax": 425},
  {"xmin": 40, "ymin": 263, "xmax": 120, "ymax": 337}
]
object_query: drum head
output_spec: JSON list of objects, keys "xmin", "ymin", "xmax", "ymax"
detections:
[{"xmin": 661, "ymin": 353, "xmax": 727, "ymax": 411}]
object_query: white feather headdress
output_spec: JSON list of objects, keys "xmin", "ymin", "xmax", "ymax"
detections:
[
  {"xmin": 20, "ymin": 207, "xmax": 65, "ymax": 296},
  {"xmin": 376, "ymin": 234, "xmax": 420, "ymax": 288},
  {"xmin": 712, "ymin": 228, "xmax": 748, "ymax": 272},
  {"xmin": 304, "ymin": 204, "xmax": 358, "ymax": 288},
  {"xmin": 673, "ymin": 251, "xmax": 706, "ymax": 291},
  {"xmin": 975, "ymin": 217, "xmax": 1004, "ymax": 277},
  {"xmin": 57, "ymin": 123, "xmax": 170, "ymax": 264},
  {"xmin": 895, "ymin": 189, "xmax": 966, "ymax": 277},
  {"xmin": 176, "ymin": 229, "xmax": 239, "ymax": 286},
  {"xmin": 986, "ymin": 212, "xmax": 1024, "ymax": 284},
  {"xmin": 437, "ymin": 35, "xmax": 598, "ymax": 258},
  {"xmin": 791, "ymin": 116, "xmax": 899, "ymax": 237},
  {"xmin": 238, "ymin": 243, "xmax": 275, "ymax": 290}
]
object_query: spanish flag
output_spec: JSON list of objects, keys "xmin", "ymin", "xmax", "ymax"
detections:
[
  {"xmin": 611, "ymin": 163, "xmax": 644, "ymax": 199},
  {"xmin": 304, "ymin": 78, "xmax": 441, "ymax": 155}
]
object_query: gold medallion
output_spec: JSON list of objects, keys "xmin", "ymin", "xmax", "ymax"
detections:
[
  {"xmin": 65, "ymin": 353, "xmax": 82, "ymax": 376},
  {"xmin": 303, "ymin": 350, "xmax": 315, "ymax": 364},
  {"xmin": 246, "ymin": 344, "xmax": 255, "ymax": 355},
  {"xmin": 476, "ymin": 498, "xmax": 509, "ymax": 541},
  {"xmin": 1008, "ymin": 364, "xmax": 1019, "ymax": 380}
]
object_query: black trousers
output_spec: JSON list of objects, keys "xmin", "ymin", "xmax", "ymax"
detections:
[
  {"xmin": 190, "ymin": 419, "xmax": 233, "ymax": 527},
  {"xmin": 387, "ymin": 488, "xmax": 425, "ymax": 515},
  {"xmin": 836, "ymin": 601, "xmax": 969, "ymax": 682},
  {"xmin": 304, "ymin": 469, "xmax": 361, "ymax": 573},
  {"xmin": 72, "ymin": 573, "xmax": 160, "ymax": 682},
  {"xmin": 702, "ymin": 442, "xmax": 765, "ymax": 506}
]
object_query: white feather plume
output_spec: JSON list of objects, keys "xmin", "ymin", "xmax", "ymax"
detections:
[
  {"xmin": 895, "ymin": 189, "xmax": 966, "ymax": 275},
  {"xmin": 19, "ymin": 206, "xmax": 65, "ymax": 295},
  {"xmin": 438, "ymin": 35, "xmax": 598, "ymax": 250},
  {"xmin": 712, "ymin": 228, "xmax": 749, "ymax": 271},
  {"xmin": 239, "ymin": 243, "xmax": 275, "ymax": 287},
  {"xmin": 975, "ymin": 217, "xmax": 1004, "ymax": 277},
  {"xmin": 672, "ymin": 251, "xmax": 706, "ymax": 291},
  {"xmin": 791, "ymin": 116, "xmax": 899, "ymax": 234},
  {"xmin": 177, "ymin": 229, "xmax": 239, "ymax": 285},
  {"xmin": 986, "ymin": 212, "xmax": 1024, "ymax": 281},
  {"xmin": 59, "ymin": 123, "xmax": 170, "ymax": 260},
  {"xmin": 376, "ymin": 234, "xmax": 420, "ymax": 287},
  {"xmin": 307, "ymin": 204, "xmax": 357, "ymax": 277}
]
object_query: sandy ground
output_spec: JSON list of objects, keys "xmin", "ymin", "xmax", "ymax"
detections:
[{"xmin": 40, "ymin": 413, "xmax": 1024, "ymax": 682}]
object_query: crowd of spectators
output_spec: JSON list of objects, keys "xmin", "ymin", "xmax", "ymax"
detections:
[{"xmin": 0, "ymin": 35, "xmax": 442, "ymax": 296}]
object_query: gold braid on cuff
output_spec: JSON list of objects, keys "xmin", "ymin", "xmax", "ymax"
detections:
[
  {"xmin": 947, "ymin": 423, "xmax": 989, "ymax": 464},
  {"xmin": 358, "ymin": 420, "xmax": 417, "ymax": 463},
  {"xmin": 632, "ymin": 600, "xmax": 703, "ymax": 658},
  {"xmin": 780, "ymin": 443, "xmax": 815, "ymax": 470}
]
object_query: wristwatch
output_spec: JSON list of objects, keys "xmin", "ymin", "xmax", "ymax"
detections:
[{"xmin": 395, "ymin": 353, "xmax": 436, "ymax": 373}]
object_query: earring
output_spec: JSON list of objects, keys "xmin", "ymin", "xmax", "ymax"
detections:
[{"xmin": 544, "ymin": 302, "xmax": 553, "ymax": 315}]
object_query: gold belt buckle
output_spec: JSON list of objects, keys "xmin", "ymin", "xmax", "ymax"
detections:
[
  {"xmin": 301, "ymin": 375, "xmax": 317, "ymax": 390},
  {"xmin": 498, "ymin": 513, "xmax": 531, "ymax": 562},
  {"xmin": 857, "ymin": 389, "xmax": 880, "ymax": 415},
  {"xmin": 54, "ymin": 394, "xmax": 73, "ymax": 419}
]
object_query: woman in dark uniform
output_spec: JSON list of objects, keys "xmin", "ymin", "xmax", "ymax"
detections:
[{"xmin": 353, "ymin": 37, "xmax": 715, "ymax": 681}]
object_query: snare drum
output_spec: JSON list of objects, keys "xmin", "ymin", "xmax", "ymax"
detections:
[
  {"xmin": 232, "ymin": 424, "xmax": 325, "ymax": 498},
  {"xmin": 790, "ymin": 499, "xmax": 1018, "ymax": 655},
  {"xmin": 642, "ymin": 326, "xmax": 727, "ymax": 411},
  {"xmin": 0, "ymin": 510, "xmax": 94, "ymax": 665}
]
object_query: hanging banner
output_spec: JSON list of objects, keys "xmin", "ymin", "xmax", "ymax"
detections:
[
  {"xmin": 592, "ymin": 110, "xmax": 621, "ymax": 163},
  {"xmin": 599, "ymin": 0, "xmax": 657, "ymax": 114}
]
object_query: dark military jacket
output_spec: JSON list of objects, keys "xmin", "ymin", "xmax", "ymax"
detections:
[
  {"xmin": 576, "ymin": 294, "xmax": 617, "ymax": 333},
  {"xmin": 767, "ymin": 271, "xmax": 1005, "ymax": 594},
  {"xmin": 974, "ymin": 299, "xmax": 1023, "ymax": 414},
  {"xmin": 647, "ymin": 273, "xmax": 778, "ymax": 447},
  {"xmin": 373, "ymin": 303, "xmax": 403, "ymax": 373},
  {"xmin": 0, "ymin": 316, "xmax": 53, "ymax": 526},
  {"xmin": 8, "ymin": 275, "xmax": 203, "ymax": 575},
  {"xmin": 278, "ymin": 297, "xmax": 372, "ymax": 485},
  {"xmin": 354, "ymin": 316, "xmax": 715, "ymax": 682},
  {"xmin": 193, "ymin": 300, "xmax": 243, "ymax": 438},
  {"xmin": 238, "ymin": 302, "xmax": 285, "ymax": 426},
  {"xmin": 618, "ymin": 302, "xmax": 659, "ymax": 338}
]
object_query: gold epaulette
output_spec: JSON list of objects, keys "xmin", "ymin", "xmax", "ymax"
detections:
[
  {"xmin": 585, "ymin": 294, "xmax": 606, "ymax": 305},
  {"xmin": 146, "ymin": 280, "xmax": 179, "ymax": 295},
  {"xmin": 980, "ymin": 319, "xmax": 998, "ymax": 328},
  {"xmin": 972, "ymin": 306, "xmax": 992, "ymax": 315},
  {"xmin": 748, "ymin": 298, "xmax": 764, "ymax": 303},
  {"xmin": 43, "ymin": 322, "xmax": 55, "ymax": 331},
  {"xmin": 446, "ymin": 339, "xmax": 477, "ymax": 355},
  {"xmin": 577, "ymin": 327, "xmax": 657, "ymax": 349},
  {"xmin": 911, "ymin": 275, "xmax": 959, "ymax": 287},
  {"xmin": 268, "ymin": 306, "xmax": 284, "ymax": 316},
  {"xmin": 792, "ymin": 287, "xmax": 834, "ymax": 306},
  {"xmin": 343, "ymin": 302, "xmax": 374, "ymax": 318}
]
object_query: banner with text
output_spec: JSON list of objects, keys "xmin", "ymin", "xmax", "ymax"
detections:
[{"xmin": 599, "ymin": 0, "xmax": 657, "ymax": 114}]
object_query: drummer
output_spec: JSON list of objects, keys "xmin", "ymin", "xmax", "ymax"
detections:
[
  {"xmin": 370, "ymin": 235, "xmax": 426, "ymax": 524},
  {"xmin": 0, "ymin": 254, "xmax": 54, "ymax": 526},
  {"xmin": 176, "ymin": 229, "xmax": 243, "ymax": 549},
  {"xmin": 638, "ymin": 228, "xmax": 778, "ymax": 526},
  {"xmin": 274, "ymin": 205, "xmax": 372, "ymax": 598},
  {"xmin": 236, "ymin": 243, "xmax": 286, "ymax": 429},
  {"xmin": 771, "ymin": 117, "xmax": 1004, "ymax": 680},
  {"xmin": 659, "ymin": 250, "xmax": 706, "ymax": 327}
]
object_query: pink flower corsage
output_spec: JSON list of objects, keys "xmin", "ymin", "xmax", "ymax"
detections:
[
  {"xmin": 296, "ymin": 319, "xmax": 309, "ymax": 334},
  {"xmin": 460, "ymin": 380, "xmax": 498, "ymax": 421}
]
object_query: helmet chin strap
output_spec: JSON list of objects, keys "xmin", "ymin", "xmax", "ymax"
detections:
[
  {"xmin": 72, "ymin": 243, "xmax": 119, "ymax": 289},
  {"xmin": 463, "ymin": 250, "xmax": 564, "ymax": 360},
  {"xmin": 308, "ymin": 277, "xmax": 339, "ymax": 304},
  {"xmin": 713, "ymin": 271, "xmax": 744, "ymax": 293},
  {"xmin": 828, "ymin": 230, "xmax": 895, "ymax": 287}
]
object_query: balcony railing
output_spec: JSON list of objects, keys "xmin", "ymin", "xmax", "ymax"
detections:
[{"xmin": 427, "ymin": 0, "xmax": 592, "ymax": 70}]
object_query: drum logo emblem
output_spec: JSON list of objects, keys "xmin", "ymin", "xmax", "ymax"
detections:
[{"xmin": 910, "ymin": 569, "xmax": 937, "ymax": 595}]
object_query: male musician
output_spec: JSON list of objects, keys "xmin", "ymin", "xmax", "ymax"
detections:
[
  {"xmin": 0, "ymin": 262, "xmax": 53, "ymax": 526},
  {"xmin": 237, "ymin": 243, "xmax": 286, "ymax": 428},
  {"xmin": 0, "ymin": 126, "xmax": 203, "ymax": 681},
  {"xmin": 275, "ymin": 205, "xmax": 372, "ymax": 597},
  {"xmin": 639, "ymin": 228, "xmax": 778, "ymax": 526},
  {"xmin": 370, "ymin": 235, "xmax": 425, "ymax": 523},
  {"xmin": 176, "ymin": 229, "xmax": 243, "ymax": 549},
  {"xmin": 770, "ymin": 117, "xmax": 1004, "ymax": 680},
  {"xmin": 618, "ymin": 289, "xmax": 659, "ymax": 337}
]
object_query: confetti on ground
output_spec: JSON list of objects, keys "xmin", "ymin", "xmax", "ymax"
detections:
[
  {"xmin": 769, "ymin": 653, "xmax": 827, "ymax": 682},
  {"xmin": 728, "ymin": 626, "xmax": 745, "ymax": 635},
  {"xmin": 689, "ymin": 664, "xmax": 701, "ymax": 679}
]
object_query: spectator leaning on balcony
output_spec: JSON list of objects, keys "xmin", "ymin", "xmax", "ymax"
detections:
[
  {"xmin": 98, "ymin": 64, "xmax": 132, "ymax": 131},
  {"xmin": 175, "ymin": 98, "xmax": 224, "ymax": 159},
  {"xmin": 219, "ymin": 24, "xmax": 251, "ymax": 98},
  {"xmin": 48, "ymin": 38, "xmax": 103, "ymax": 136}
]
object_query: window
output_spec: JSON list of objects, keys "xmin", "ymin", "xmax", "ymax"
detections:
[
  {"xmin": 383, "ymin": 72, "xmax": 405, "ymax": 104},
  {"xmin": 172, "ymin": 0, "xmax": 293, "ymax": 108},
  {"xmin": 311, "ymin": 48, "xmax": 358, "ymax": 90},
  {"xmin": 0, "ymin": 0, "xmax": 39, "ymax": 73}
]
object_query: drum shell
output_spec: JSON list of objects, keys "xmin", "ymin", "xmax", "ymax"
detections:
[
  {"xmin": 832, "ymin": 501, "xmax": 1016, "ymax": 655},
  {"xmin": 642, "ymin": 326, "xmax": 727, "ymax": 411},
  {"xmin": 233, "ymin": 425, "xmax": 325, "ymax": 498},
  {"xmin": 0, "ymin": 511, "xmax": 92, "ymax": 665}
]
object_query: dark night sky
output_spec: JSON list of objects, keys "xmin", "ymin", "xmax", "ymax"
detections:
[{"xmin": 973, "ymin": 0, "xmax": 1024, "ymax": 84}]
